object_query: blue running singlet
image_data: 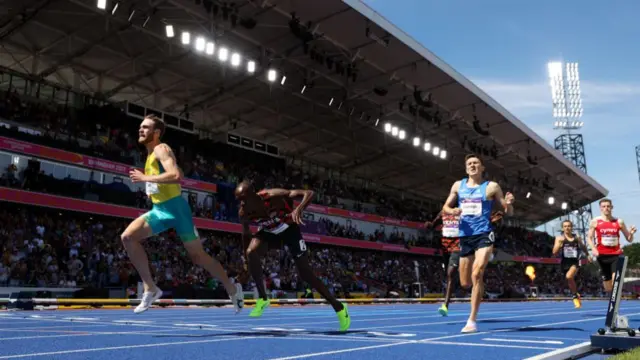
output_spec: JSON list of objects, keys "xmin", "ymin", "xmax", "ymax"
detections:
[{"xmin": 457, "ymin": 178, "xmax": 493, "ymax": 237}]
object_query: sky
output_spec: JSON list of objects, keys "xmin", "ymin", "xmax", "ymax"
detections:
[{"xmin": 363, "ymin": 0, "xmax": 640, "ymax": 238}]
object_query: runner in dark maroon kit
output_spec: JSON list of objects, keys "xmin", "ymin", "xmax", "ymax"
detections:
[{"xmin": 234, "ymin": 180, "xmax": 351, "ymax": 332}]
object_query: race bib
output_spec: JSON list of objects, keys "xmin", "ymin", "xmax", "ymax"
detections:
[
  {"xmin": 563, "ymin": 247, "xmax": 578, "ymax": 258},
  {"xmin": 461, "ymin": 198, "xmax": 482, "ymax": 216},
  {"xmin": 601, "ymin": 235, "xmax": 619, "ymax": 247},
  {"xmin": 145, "ymin": 182, "xmax": 159, "ymax": 195},
  {"xmin": 442, "ymin": 225, "xmax": 459, "ymax": 238}
]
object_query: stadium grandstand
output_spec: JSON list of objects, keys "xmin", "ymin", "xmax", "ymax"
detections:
[{"xmin": 0, "ymin": 1, "xmax": 634, "ymax": 360}]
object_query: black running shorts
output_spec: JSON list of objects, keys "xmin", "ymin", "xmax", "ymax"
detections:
[
  {"xmin": 459, "ymin": 232, "xmax": 495, "ymax": 257},
  {"xmin": 596, "ymin": 254, "xmax": 619, "ymax": 281},
  {"xmin": 256, "ymin": 224, "xmax": 308, "ymax": 259},
  {"xmin": 561, "ymin": 259, "xmax": 580, "ymax": 274}
]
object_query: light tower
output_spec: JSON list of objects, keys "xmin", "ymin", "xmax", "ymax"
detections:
[{"xmin": 547, "ymin": 61, "xmax": 592, "ymax": 241}]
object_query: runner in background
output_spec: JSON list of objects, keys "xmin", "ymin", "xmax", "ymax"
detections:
[{"xmin": 552, "ymin": 220, "xmax": 590, "ymax": 308}]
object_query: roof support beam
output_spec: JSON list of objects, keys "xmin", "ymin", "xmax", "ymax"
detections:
[{"xmin": 37, "ymin": 22, "xmax": 133, "ymax": 79}]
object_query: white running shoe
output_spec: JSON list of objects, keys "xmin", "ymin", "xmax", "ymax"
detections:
[
  {"xmin": 461, "ymin": 320, "xmax": 478, "ymax": 333},
  {"xmin": 134, "ymin": 289, "xmax": 163, "ymax": 314},
  {"xmin": 230, "ymin": 283, "xmax": 244, "ymax": 314}
]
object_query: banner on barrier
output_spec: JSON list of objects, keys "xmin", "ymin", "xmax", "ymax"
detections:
[
  {"xmin": 297, "ymin": 202, "xmax": 425, "ymax": 229},
  {"xmin": 0, "ymin": 136, "xmax": 216, "ymax": 193},
  {"xmin": 0, "ymin": 188, "xmax": 437, "ymax": 256},
  {"xmin": 0, "ymin": 187, "xmax": 575, "ymax": 263}
]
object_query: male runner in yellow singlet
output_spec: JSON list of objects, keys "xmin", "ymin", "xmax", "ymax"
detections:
[{"xmin": 123, "ymin": 114, "xmax": 244, "ymax": 314}]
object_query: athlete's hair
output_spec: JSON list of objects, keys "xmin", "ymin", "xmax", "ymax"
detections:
[
  {"xmin": 145, "ymin": 114, "xmax": 165, "ymax": 138},
  {"xmin": 464, "ymin": 153, "xmax": 483, "ymax": 165},
  {"xmin": 599, "ymin": 198, "xmax": 612, "ymax": 206},
  {"xmin": 562, "ymin": 219, "xmax": 573, "ymax": 226}
]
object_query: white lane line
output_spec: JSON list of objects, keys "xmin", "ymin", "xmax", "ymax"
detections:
[
  {"xmin": 0, "ymin": 329, "xmax": 180, "ymax": 341},
  {"xmin": 418, "ymin": 311, "xmax": 640, "ymax": 343},
  {"xmin": 483, "ymin": 338, "xmax": 564, "ymax": 345},
  {"xmin": 0, "ymin": 336, "xmax": 259, "ymax": 359},
  {"xmin": 359, "ymin": 306, "xmax": 640, "ymax": 331},
  {"xmin": 266, "ymin": 310, "xmax": 640, "ymax": 360},
  {"xmin": 0, "ymin": 324, "xmax": 110, "ymax": 331},
  {"xmin": 267, "ymin": 341, "xmax": 417, "ymax": 360},
  {"xmin": 420, "ymin": 340, "xmax": 555, "ymax": 350},
  {"xmin": 523, "ymin": 341, "xmax": 593, "ymax": 360},
  {"xmin": 491, "ymin": 334, "xmax": 587, "ymax": 341}
]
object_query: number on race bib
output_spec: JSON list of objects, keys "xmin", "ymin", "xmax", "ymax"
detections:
[
  {"xmin": 299, "ymin": 239, "xmax": 307, "ymax": 252},
  {"xmin": 563, "ymin": 247, "xmax": 577, "ymax": 258},
  {"xmin": 461, "ymin": 199, "xmax": 482, "ymax": 216},
  {"xmin": 601, "ymin": 236, "xmax": 619, "ymax": 247},
  {"xmin": 145, "ymin": 182, "xmax": 159, "ymax": 195}
]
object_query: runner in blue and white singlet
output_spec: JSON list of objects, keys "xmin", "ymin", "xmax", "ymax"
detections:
[
  {"xmin": 442, "ymin": 154, "xmax": 515, "ymax": 334},
  {"xmin": 457, "ymin": 178, "xmax": 495, "ymax": 257}
]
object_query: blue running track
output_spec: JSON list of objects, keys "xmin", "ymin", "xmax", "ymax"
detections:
[{"xmin": 1, "ymin": 300, "xmax": 638, "ymax": 359}]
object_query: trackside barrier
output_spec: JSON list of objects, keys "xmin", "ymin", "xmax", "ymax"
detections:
[{"xmin": 0, "ymin": 296, "xmax": 624, "ymax": 309}]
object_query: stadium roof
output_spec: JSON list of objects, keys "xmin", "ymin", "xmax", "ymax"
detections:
[{"xmin": 0, "ymin": 0, "xmax": 608, "ymax": 223}]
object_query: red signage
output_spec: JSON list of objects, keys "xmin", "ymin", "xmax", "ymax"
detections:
[
  {"xmin": 0, "ymin": 188, "xmax": 436, "ymax": 256},
  {"xmin": 0, "ymin": 136, "xmax": 217, "ymax": 193},
  {"xmin": 298, "ymin": 202, "xmax": 425, "ymax": 229}
]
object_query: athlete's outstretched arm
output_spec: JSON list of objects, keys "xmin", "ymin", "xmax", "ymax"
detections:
[
  {"xmin": 130, "ymin": 144, "xmax": 183, "ymax": 184},
  {"xmin": 442, "ymin": 181, "xmax": 461, "ymax": 215},
  {"xmin": 586, "ymin": 219, "xmax": 598, "ymax": 256},
  {"xmin": 551, "ymin": 236, "xmax": 563, "ymax": 256},
  {"xmin": 490, "ymin": 182, "xmax": 514, "ymax": 216},
  {"xmin": 618, "ymin": 219, "xmax": 637, "ymax": 243},
  {"xmin": 261, "ymin": 188, "xmax": 314, "ymax": 224}
]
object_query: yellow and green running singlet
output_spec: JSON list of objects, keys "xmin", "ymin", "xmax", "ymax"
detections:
[{"xmin": 142, "ymin": 151, "xmax": 199, "ymax": 242}]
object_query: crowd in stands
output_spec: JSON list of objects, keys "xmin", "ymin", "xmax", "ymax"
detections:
[
  {"xmin": 0, "ymin": 203, "xmax": 604, "ymax": 298},
  {"xmin": 0, "ymin": 86, "xmax": 605, "ymax": 298}
]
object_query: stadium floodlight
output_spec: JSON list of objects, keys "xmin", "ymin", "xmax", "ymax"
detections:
[
  {"xmin": 181, "ymin": 32, "xmax": 190, "ymax": 45},
  {"xmin": 218, "ymin": 47, "xmax": 229, "ymax": 62},
  {"xmin": 97, "ymin": 0, "xmax": 107, "ymax": 10},
  {"xmin": 195, "ymin": 37, "xmax": 206, "ymax": 52},
  {"xmin": 267, "ymin": 69, "xmax": 277, "ymax": 82},
  {"xmin": 205, "ymin": 42, "xmax": 215, "ymax": 55},
  {"xmin": 440, "ymin": 150, "xmax": 447, "ymax": 159},
  {"xmin": 280, "ymin": 76, "xmax": 287, "ymax": 85},
  {"xmin": 561, "ymin": 202, "xmax": 568, "ymax": 210},
  {"xmin": 384, "ymin": 123, "xmax": 392, "ymax": 133},
  {"xmin": 329, "ymin": 98, "xmax": 334, "ymax": 106},
  {"xmin": 398, "ymin": 130, "xmax": 406, "ymax": 140},
  {"xmin": 423, "ymin": 142, "xmax": 431, "ymax": 152},
  {"xmin": 548, "ymin": 61, "xmax": 583, "ymax": 130},
  {"xmin": 433, "ymin": 146, "xmax": 440, "ymax": 156},
  {"xmin": 301, "ymin": 85, "xmax": 306, "ymax": 94},
  {"xmin": 231, "ymin": 53, "xmax": 241, "ymax": 67},
  {"xmin": 526, "ymin": 192, "xmax": 531, "ymax": 199},
  {"xmin": 247, "ymin": 61, "xmax": 256, "ymax": 73},
  {"xmin": 112, "ymin": 1, "xmax": 119, "ymax": 14},
  {"xmin": 413, "ymin": 137, "xmax": 420, "ymax": 147},
  {"xmin": 391, "ymin": 126, "xmax": 399, "ymax": 137},
  {"xmin": 165, "ymin": 25, "xmax": 175, "ymax": 38},
  {"xmin": 548, "ymin": 196, "xmax": 555, "ymax": 205}
]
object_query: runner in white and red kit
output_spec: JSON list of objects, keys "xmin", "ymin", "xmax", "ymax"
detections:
[{"xmin": 587, "ymin": 198, "xmax": 637, "ymax": 295}]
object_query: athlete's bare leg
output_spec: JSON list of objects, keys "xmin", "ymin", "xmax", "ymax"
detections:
[
  {"xmin": 294, "ymin": 254, "xmax": 344, "ymax": 312},
  {"xmin": 566, "ymin": 265, "xmax": 578, "ymax": 294},
  {"xmin": 246, "ymin": 237, "xmax": 269, "ymax": 300},
  {"xmin": 121, "ymin": 216, "xmax": 156, "ymax": 292},
  {"xmin": 468, "ymin": 246, "xmax": 493, "ymax": 324},
  {"xmin": 183, "ymin": 238, "xmax": 239, "ymax": 296},
  {"xmin": 444, "ymin": 265, "xmax": 457, "ymax": 308},
  {"xmin": 459, "ymin": 256, "xmax": 473, "ymax": 289}
]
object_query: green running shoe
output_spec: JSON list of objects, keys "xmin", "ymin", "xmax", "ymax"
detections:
[
  {"xmin": 249, "ymin": 298, "xmax": 270, "ymax": 317},
  {"xmin": 337, "ymin": 302, "xmax": 351, "ymax": 332},
  {"xmin": 438, "ymin": 304, "xmax": 449, "ymax": 317}
]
